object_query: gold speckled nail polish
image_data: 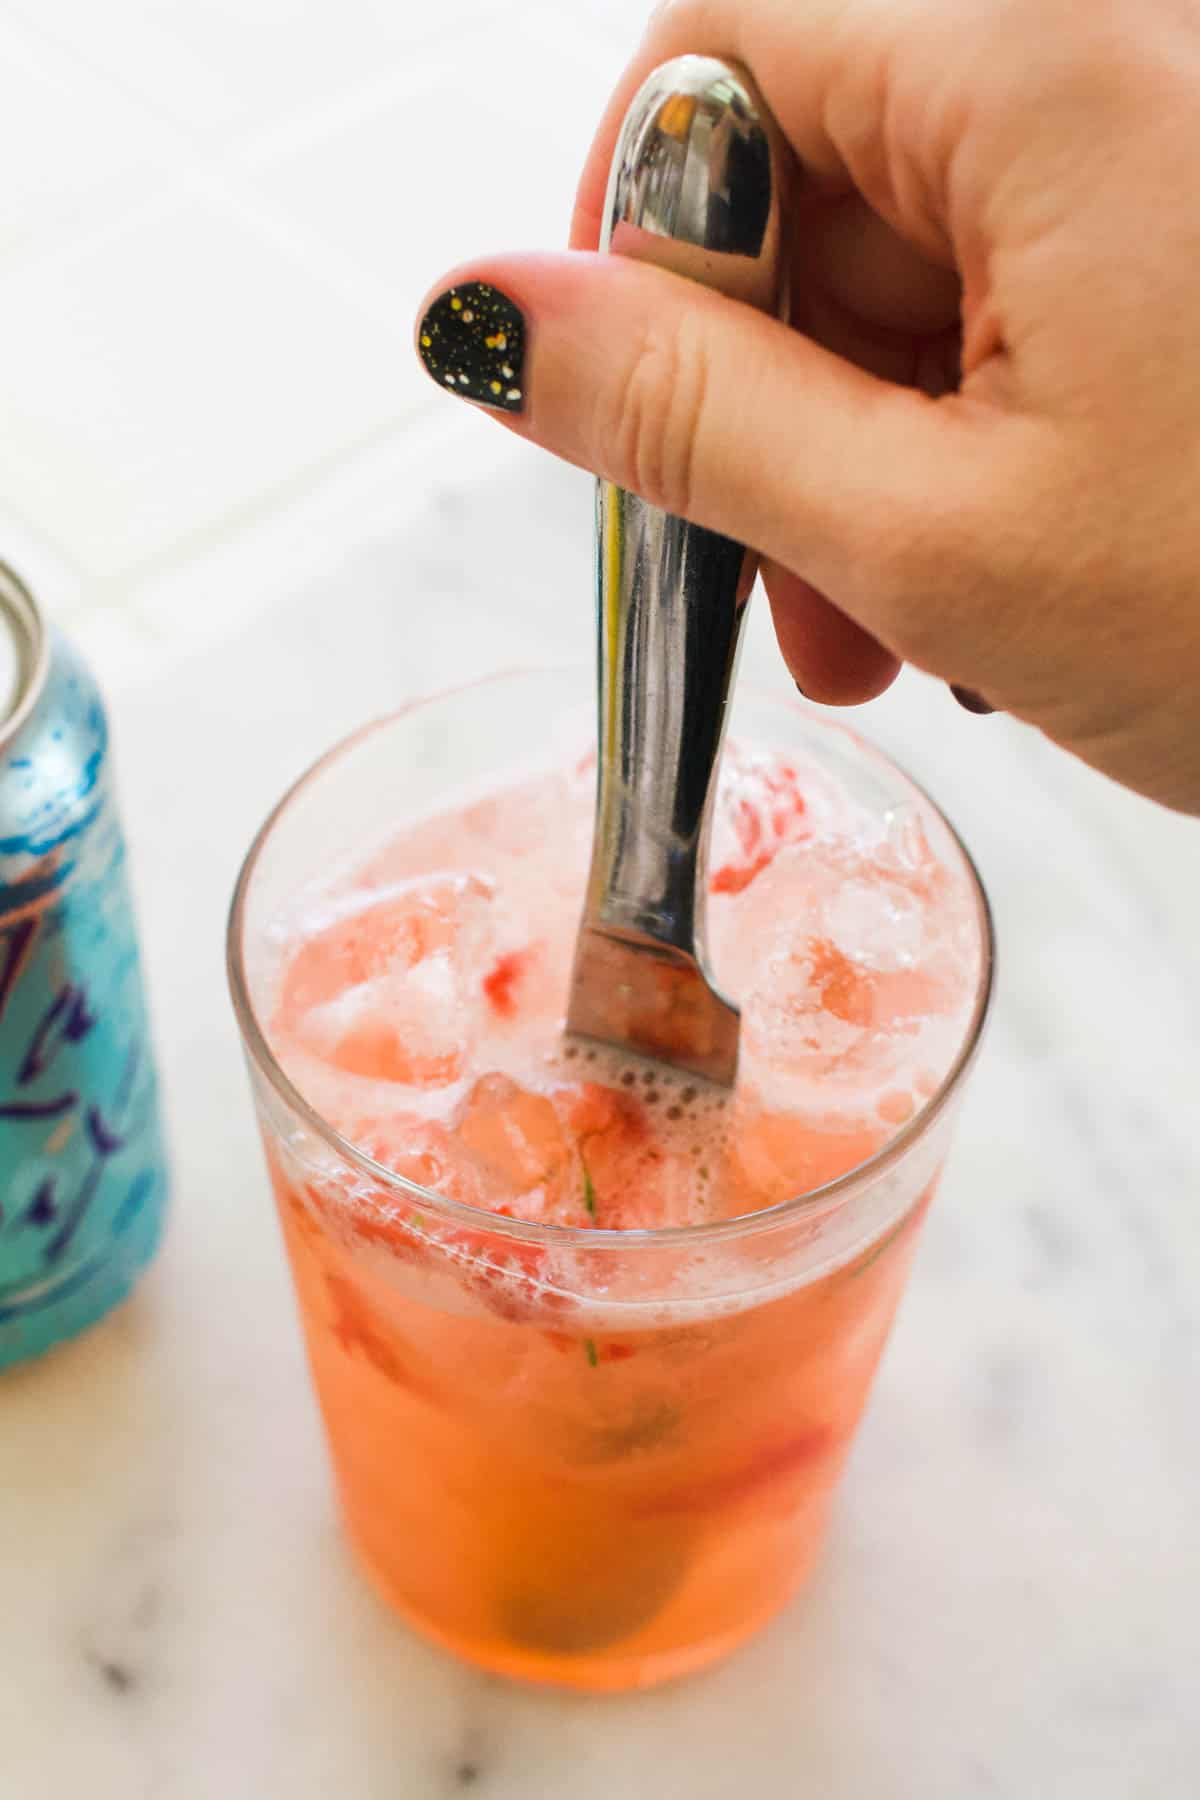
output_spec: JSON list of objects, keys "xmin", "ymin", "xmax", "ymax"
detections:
[{"xmin": 418, "ymin": 282, "xmax": 526, "ymax": 413}]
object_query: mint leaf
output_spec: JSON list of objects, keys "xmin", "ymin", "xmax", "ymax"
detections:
[{"xmin": 581, "ymin": 1154, "xmax": 597, "ymax": 1219}]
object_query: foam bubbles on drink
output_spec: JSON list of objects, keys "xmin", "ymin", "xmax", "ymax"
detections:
[{"xmin": 262, "ymin": 741, "xmax": 982, "ymax": 1240}]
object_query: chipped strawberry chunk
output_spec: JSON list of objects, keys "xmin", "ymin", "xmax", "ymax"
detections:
[
  {"xmin": 711, "ymin": 850, "xmax": 773, "ymax": 895},
  {"xmin": 459, "ymin": 1073, "xmax": 572, "ymax": 1199},
  {"xmin": 710, "ymin": 757, "xmax": 809, "ymax": 895},
  {"xmin": 482, "ymin": 946, "xmax": 533, "ymax": 1017},
  {"xmin": 634, "ymin": 1427, "xmax": 837, "ymax": 1517}
]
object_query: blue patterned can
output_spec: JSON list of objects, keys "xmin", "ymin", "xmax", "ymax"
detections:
[{"xmin": 0, "ymin": 561, "xmax": 168, "ymax": 1368}]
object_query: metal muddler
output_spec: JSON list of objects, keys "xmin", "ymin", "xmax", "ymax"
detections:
[{"xmin": 566, "ymin": 55, "xmax": 790, "ymax": 1085}]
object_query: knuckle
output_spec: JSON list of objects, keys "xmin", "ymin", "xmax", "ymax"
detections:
[{"xmin": 610, "ymin": 310, "xmax": 710, "ymax": 518}]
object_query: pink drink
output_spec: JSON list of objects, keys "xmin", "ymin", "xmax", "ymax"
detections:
[{"xmin": 236, "ymin": 692, "xmax": 989, "ymax": 1691}]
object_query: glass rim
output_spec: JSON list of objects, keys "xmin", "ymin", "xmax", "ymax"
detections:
[{"xmin": 227, "ymin": 666, "xmax": 996, "ymax": 1250}]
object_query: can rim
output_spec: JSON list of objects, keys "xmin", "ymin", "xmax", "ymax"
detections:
[{"xmin": 0, "ymin": 561, "xmax": 49, "ymax": 754}]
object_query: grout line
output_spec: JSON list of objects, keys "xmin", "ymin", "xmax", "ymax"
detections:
[
  {"xmin": 4, "ymin": 0, "xmax": 510, "ymax": 154},
  {"xmin": 0, "ymin": 1, "xmax": 588, "ymax": 628},
  {"xmin": 224, "ymin": 45, "xmax": 483, "ymax": 170},
  {"xmin": 0, "ymin": 181, "xmax": 191, "ymax": 284},
  {"xmin": 179, "ymin": 165, "xmax": 413, "ymax": 340},
  {"xmin": 99, "ymin": 402, "xmax": 450, "ymax": 610},
  {"xmin": 517, "ymin": 2, "xmax": 636, "ymax": 72},
  {"xmin": 2, "ymin": 2, "xmax": 200, "ymax": 142},
  {"xmin": 104, "ymin": 411, "xmax": 530, "ymax": 683}
]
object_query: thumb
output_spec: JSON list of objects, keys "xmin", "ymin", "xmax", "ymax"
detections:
[{"xmin": 414, "ymin": 253, "xmax": 1006, "ymax": 675}]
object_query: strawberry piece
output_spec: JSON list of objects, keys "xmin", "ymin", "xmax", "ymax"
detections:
[
  {"xmin": 711, "ymin": 850, "xmax": 773, "ymax": 895},
  {"xmin": 458, "ymin": 1073, "xmax": 572, "ymax": 1199},
  {"xmin": 634, "ymin": 1426, "xmax": 837, "ymax": 1517},
  {"xmin": 710, "ymin": 759, "xmax": 809, "ymax": 896},
  {"xmin": 447, "ymin": 1233, "xmax": 564, "ymax": 1324},
  {"xmin": 323, "ymin": 1270, "xmax": 441, "ymax": 1397},
  {"xmin": 806, "ymin": 936, "xmax": 948, "ymax": 1029},
  {"xmin": 541, "ymin": 1329, "xmax": 578, "ymax": 1354},
  {"xmin": 481, "ymin": 946, "xmax": 532, "ymax": 1017},
  {"xmin": 558, "ymin": 1082, "xmax": 654, "ymax": 1226},
  {"xmin": 724, "ymin": 1108, "xmax": 883, "ymax": 1211},
  {"xmin": 564, "ymin": 1081, "xmax": 648, "ymax": 1144}
]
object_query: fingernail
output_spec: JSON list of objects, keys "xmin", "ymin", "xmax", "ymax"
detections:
[
  {"xmin": 417, "ymin": 281, "xmax": 526, "ymax": 413},
  {"xmin": 950, "ymin": 684, "xmax": 995, "ymax": 715}
]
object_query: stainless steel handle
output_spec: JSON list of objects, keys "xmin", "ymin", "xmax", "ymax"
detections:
[{"xmin": 576, "ymin": 57, "xmax": 789, "ymax": 1075}]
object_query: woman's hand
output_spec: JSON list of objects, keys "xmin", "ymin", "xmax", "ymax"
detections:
[{"xmin": 418, "ymin": 0, "xmax": 1200, "ymax": 814}]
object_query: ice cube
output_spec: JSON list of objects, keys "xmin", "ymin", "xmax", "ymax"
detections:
[
  {"xmin": 281, "ymin": 872, "xmax": 494, "ymax": 1013},
  {"xmin": 457, "ymin": 1073, "xmax": 573, "ymax": 1208},
  {"xmin": 279, "ymin": 872, "xmax": 495, "ymax": 1088},
  {"xmin": 295, "ymin": 952, "xmax": 469, "ymax": 1086},
  {"xmin": 743, "ymin": 916, "xmax": 969, "ymax": 1114},
  {"xmin": 823, "ymin": 876, "xmax": 926, "ymax": 973},
  {"xmin": 878, "ymin": 804, "xmax": 942, "ymax": 889},
  {"xmin": 745, "ymin": 936, "xmax": 875, "ymax": 1077},
  {"xmin": 353, "ymin": 1116, "xmax": 479, "ymax": 1207},
  {"xmin": 725, "ymin": 788, "xmax": 975, "ymax": 1115},
  {"xmin": 709, "ymin": 746, "xmax": 812, "ymax": 896},
  {"xmin": 722, "ymin": 1097, "xmax": 883, "ymax": 1211}
]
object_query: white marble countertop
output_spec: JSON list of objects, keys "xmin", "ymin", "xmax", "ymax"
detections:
[
  {"xmin": 1, "ymin": 3, "xmax": 1199, "ymax": 1793},
  {"xmin": 3, "ymin": 425, "xmax": 1199, "ymax": 1799}
]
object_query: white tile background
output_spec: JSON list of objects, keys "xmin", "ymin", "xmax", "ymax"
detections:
[{"xmin": 0, "ymin": 0, "xmax": 651, "ymax": 663}]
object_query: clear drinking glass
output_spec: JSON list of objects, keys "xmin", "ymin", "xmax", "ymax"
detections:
[{"xmin": 228, "ymin": 669, "xmax": 993, "ymax": 1692}]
